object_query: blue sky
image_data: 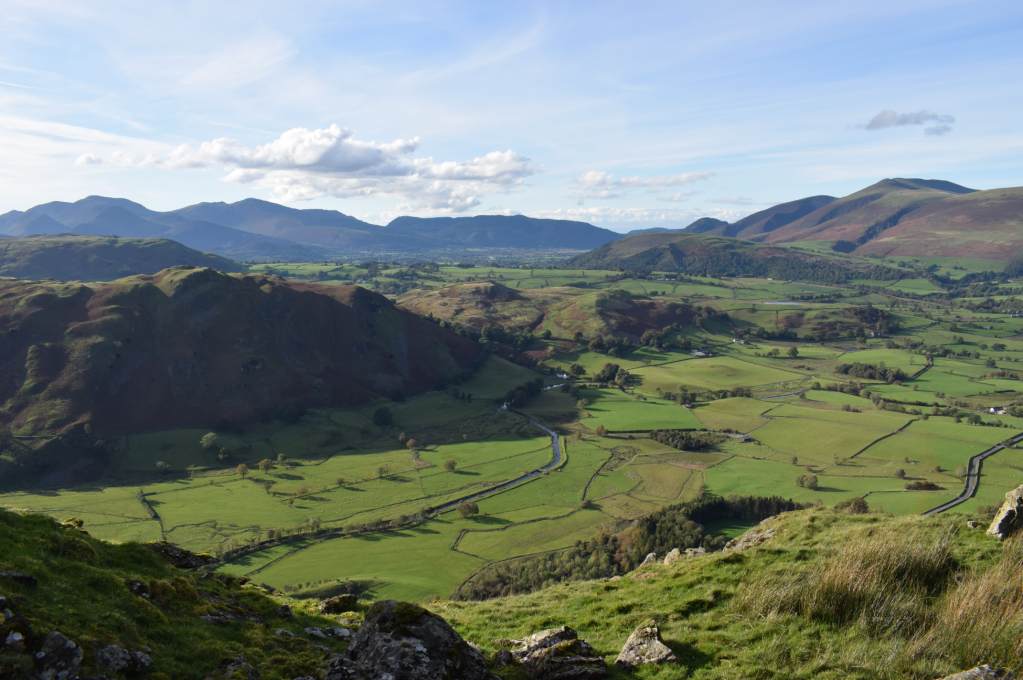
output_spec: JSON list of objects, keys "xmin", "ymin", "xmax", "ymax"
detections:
[{"xmin": 1, "ymin": 0, "xmax": 1021, "ymax": 231}]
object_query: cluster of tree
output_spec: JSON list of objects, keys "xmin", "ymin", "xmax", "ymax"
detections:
[
  {"xmin": 587, "ymin": 336, "xmax": 635, "ymax": 357},
  {"xmin": 795, "ymin": 474, "xmax": 819, "ymax": 489},
  {"xmin": 834, "ymin": 362, "xmax": 908, "ymax": 383},
  {"xmin": 705, "ymin": 387, "xmax": 753, "ymax": 400},
  {"xmin": 592, "ymin": 363, "xmax": 631, "ymax": 388},
  {"xmin": 480, "ymin": 325, "xmax": 535, "ymax": 351},
  {"xmin": 904, "ymin": 480, "xmax": 941, "ymax": 491},
  {"xmin": 504, "ymin": 378, "xmax": 546, "ymax": 407},
  {"xmin": 655, "ymin": 386, "xmax": 698, "ymax": 405},
  {"xmin": 453, "ymin": 494, "xmax": 803, "ymax": 600},
  {"xmin": 649, "ymin": 429, "xmax": 726, "ymax": 451}
]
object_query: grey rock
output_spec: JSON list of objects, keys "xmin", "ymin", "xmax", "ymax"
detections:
[
  {"xmin": 274, "ymin": 629, "xmax": 296, "ymax": 637},
  {"xmin": 5, "ymin": 631, "xmax": 25, "ymax": 652},
  {"xmin": 148, "ymin": 541, "xmax": 216, "ymax": 569},
  {"xmin": 608, "ymin": 575, "xmax": 622, "ymax": 581},
  {"xmin": 124, "ymin": 579, "xmax": 149, "ymax": 598},
  {"xmin": 988, "ymin": 485, "xmax": 1023, "ymax": 540},
  {"xmin": 639, "ymin": 552, "xmax": 658, "ymax": 567},
  {"xmin": 274, "ymin": 605, "xmax": 294, "ymax": 618},
  {"xmin": 511, "ymin": 626, "xmax": 607, "ymax": 679},
  {"xmin": 0, "ymin": 569, "xmax": 38, "ymax": 587},
  {"xmin": 304, "ymin": 627, "xmax": 328, "ymax": 638},
  {"xmin": 323, "ymin": 627, "xmax": 352, "ymax": 638},
  {"xmin": 662, "ymin": 548, "xmax": 682, "ymax": 566},
  {"xmin": 96, "ymin": 646, "xmax": 151, "ymax": 674},
  {"xmin": 967, "ymin": 520, "xmax": 981, "ymax": 529},
  {"xmin": 937, "ymin": 666, "xmax": 1016, "ymax": 680},
  {"xmin": 208, "ymin": 656, "xmax": 261, "ymax": 680},
  {"xmin": 492, "ymin": 649, "xmax": 513, "ymax": 668},
  {"xmin": 613, "ymin": 621, "xmax": 677, "ymax": 669},
  {"xmin": 319, "ymin": 594, "xmax": 358, "ymax": 614},
  {"xmin": 324, "ymin": 599, "xmax": 495, "ymax": 680},
  {"xmin": 292, "ymin": 677, "xmax": 318, "ymax": 680},
  {"xmin": 724, "ymin": 524, "xmax": 777, "ymax": 551},
  {"xmin": 34, "ymin": 632, "xmax": 83, "ymax": 680}
]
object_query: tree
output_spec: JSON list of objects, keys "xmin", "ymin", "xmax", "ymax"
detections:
[
  {"xmin": 572, "ymin": 331, "xmax": 584, "ymax": 343},
  {"xmin": 236, "ymin": 464, "xmax": 249, "ymax": 478},
  {"xmin": 295, "ymin": 485, "xmax": 309, "ymax": 496},
  {"xmin": 377, "ymin": 464, "xmax": 391, "ymax": 478},
  {"xmin": 443, "ymin": 460, "xmax": 457, "ymax": 472},
  {"xmin": 261, "ymin": 480, "xmax": 275, "ymax": 493},
  {"xmin": 200, "ymin": 432, "xmax": 219, "ymax": 450},
  {"xmin": 894, "ymin": 468, "xmax": 906, "ymax": 479},
  {"xmin": 791, "ymin": 456, "xmax": 799, "ymax": 466},
  {"xmin": 373, "ymin": 406, "xmax": 393, "ymax": 427},
  {"xmin": 217, "ymin": 448, "xmax": 232, "ymax": 462},
  {"xmin": 955, "ymin": 465, "xmax": 968, "ymax": 478},
  {"xmin": 568, "ymin": 363, "xmax": 586, "ymax": 378},
  {"xmin": 258, "ymin": 459, "xmax": 275, "ymax": 474},
  {"xmin": 795, "ymin": 474, "xmax": 818, "ymax": 490},
  {"xmin": 787, "ymin": 346, "xmax": 799, "ymax": 358},
  {"xmin": 542, "ymin": 329, "xmax": 552, "ymax": 340},
  {"xmin": 398, "ymin": 432, "xmax": 407, "ymax": 444},
  {"xmin": 406, "ymin": 439, "xmax": 419, "ymax": 450},
  {"xmin": 156, "ymin": 461, "xmax": 170, "ymax": 474},
  {"xmin": 595, "ymin": 424, "xmax": 608, "ymax": 436},
  {"xmin": 456, "ymin": 501, "xmax": 480, "ymax": 518},
  {"xmin": 336, "ymin": 477, "xmax": 345, "ymax": 487}
]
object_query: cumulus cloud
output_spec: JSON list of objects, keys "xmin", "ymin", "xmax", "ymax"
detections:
[
  {"xmin": 862, "ymin": 109, "xmax": 955, "ymax": 136},
  {"xmin": 572, "ymin": 170, "xmax": 713, "ymax": 200},
  {"xmin": 75, "ymin": 153, "xmax": 102, "ymax": 165},
  {"xmin": 529, "ymin": 205, "xmax": 744, "ymax": 226},
  {"xmin": 91, "ymin": 124, "xmax": 537, "ymax": 211},
  {"xmin": 657, "ymin": 191, "xmax": 701, "ymax": 202}
]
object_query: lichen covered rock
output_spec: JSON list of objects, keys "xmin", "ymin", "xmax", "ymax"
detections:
[
  {"xmin": 319, "ymin": 594, "xmax": 358, "ymax": 614},
  {"xmin": 613, "ymin": 621, "xmax": 677, "ymax": 669},
  {"xmin": 323, "ymin": 599, "xmax": 495, "ymax": 680},
  {"xmin": 937, "ymin": 665, "xmax": 1016, "ymax": 680},
  {"xmin": 988, "ymin": 485, "xmax": 1023, "ymax": 540},
  {"xmin": 149, "ymin": 541, "xmax": 217, "ymax": 569},
  {"xmin": 510, "ymin": 626, "xmax": 607, "ymax": 679},
  {"xmin": 34, "ymin": 632, "xmax": 82, "ymax": 680}
]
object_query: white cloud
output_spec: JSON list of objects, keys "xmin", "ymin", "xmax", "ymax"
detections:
[
  {"xmin": 572, "ymin": 170, "xmax": 714, "ymax": 199},
  {"xmin": 91, "ymin": 125, "xmax": 538, "ymax": 212},
  {"xmin": 528, "ymin": 205, "xmax": 744, "ymax": 226},
  {"xmin": 658, "ymin": 191, "xmax": 701, "ymax": 202},
  {"xmin": 863, "ymin": 109, "xmax": 955, "ymax": 136},
  {"xmin": 75, "ymin": 153, "xmax": 102, "ymax": 165}
]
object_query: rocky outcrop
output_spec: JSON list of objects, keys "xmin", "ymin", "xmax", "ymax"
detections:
[
  {"xmin": 639, "ymin": 552, "xmax": 658, "ymax": 566},
  {"xmin": 613, "ymin": 621, "xmax": 677, "ymax": 669},
  {"xmin": 323, "ymin": 600, "xmax": 495, "ymax": 680},
  {"xmin": 664, "ymin": 547, "xmax": 706, "ymax": 565},
  {"xmin": 149, "ymin": 541, "xmax": 217, "ymax": 569},
  {"xmin": 207, "ymin": 656, "xmax": 261, "ymax": 680},
  {"xmin": 987, "ymin": 485, "xmax": 1023, "ymax": 540},
  {"xmin": 319, "ymin": 594, "xmax": 358, "ymax": 614},
  {"xmin": 198, "ymin": 593, "xmax": 267, "ymax": 625},
  {"xmin": 937, "ymin": 665, "xmax": 1016, "ymax": 680},
  {"xmin": 274, "ymin": 605, "xmax": 294, "ymax": 618},
  {"xmin": 34, "ymin": 632, "xmax": 82, "ymax": 680},
  {"xmin": 662, "ymin": 548, "xmax": 681, "ymax": 565},
  {"xmin": 510, "ymin": 626, "xmax": 607, "ymax": 679},
  {"xmin": 0, "ymin": 569, "xmax": 38, "ymax": 586},
  {"xmin": 724, "ymin": 522, "xmax": 777, "ymax": 552},
  {"xmin": 96, "ymin": 645, "xmax": 151, "ymax": 673}
]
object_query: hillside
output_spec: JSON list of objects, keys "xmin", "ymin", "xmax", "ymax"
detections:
[
  {"xmin": 706, "ymin": 195, "xmax": 837, "ymax": 238},
  {"xmin": 1, "ymin": 501, "xmax": 1017, "ymax": 679},
  {"xmin": 0, "ymin": 267, "xmax": 480, "ymax": 440},
  {"xmin": 385, "ymin": 214, "xmax": 618, "ymax": 250},
  {"xmin": 759, "ymin": 178, "xmax": 977, "ymax": 247},
  {"xmin": 398, "ymin": 282, "xmax": 696, "ymax": 341},
  {"xmin": 563, "ymin": 232, "xmax": 891, "ymax": 282},
  {"xmin": 0, "ymin": 235, "xmax": 242, "ymax": 281}
]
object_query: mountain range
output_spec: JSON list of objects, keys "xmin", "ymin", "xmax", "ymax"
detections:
[
  {"xmin": 2, "ymin": 177, "xmax": 1022, "ymax": 264},
  {"xmin": 0, "ymin": 197, "xmax": 622, "ymax": 261}
]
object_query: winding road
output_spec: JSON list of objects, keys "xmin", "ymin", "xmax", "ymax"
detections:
[
  {"xmin": 434, "ymin": 408, "xmax": 563, "ymax": 514},
  {"xmin": 921, "ymin": 432, "xmax": 1023, "ymax": 515}
]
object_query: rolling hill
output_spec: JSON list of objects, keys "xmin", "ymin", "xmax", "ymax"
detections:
[
  {"xmin": 0, "ymin": 235, "xmax": 243, "ymax": 281},
  {"xmin": 563, "ymin": 232, "xmax": 887, "ymax": 282},
  {"xmin": 0, "ymin": 267, "xmax": 481, "ymax": 439}
]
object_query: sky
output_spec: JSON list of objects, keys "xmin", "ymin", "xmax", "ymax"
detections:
[{"xmin": 1, "ymin": 0, "xmax": 1022, "ymax": 232}]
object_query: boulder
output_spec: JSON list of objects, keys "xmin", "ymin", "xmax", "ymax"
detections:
[
  {"xmin": 124, "ymin": 579, "xmax": 149, "ymax": 598},
  {"xmin": 493, "ymin": 649, "xmax": 513, "ymax": 668},
  {"xmin": 319, "ymin": 594, "xmax": 358, "ymax": 614},
  {"xmin": 304, "ymin": 627, "xmax": 328, "ymax": 638},
  {"xmin": 323, "ymin": 627, "xmax": 352, "ymax": 639},
  {"xmin": 274, "ymin": 605, "xmax": 294, "ymax": 618},
  {"xmin": 149, "ymin": 541, "xmax": 217, "ymax": 569},
  {"xmin": 967, "ymin": 520, "xmax": 981, "ymax": 529},
  {"xmin": 639, "ymin": 552, "xmax": 658, "ymax": 567},
  {"xmin": 96, "ymin": 645, "xmax": 151, "ymax": 673},
  {"xmin": 662, "ymin": 549, "xmax": 681, "ymax": 566},
  {"xmin": 724, "ymin": 524, "xmax": 776, "ymax": 552},
  {"xmin": 937, "ymin": 666, "xmax": 1016, "ymax": 680},
  {"xmin": 988, "ymin": 485, "xmax": 1023, "ymax": 540},
  {"xmin": 613, "ymin": 621, "xmax": 677, "ymax": 669},
  {"xmin": 207, "ymin": 656, "xmax": 261, "ymax": 680},
  {"xmin": 0, "ymin": 569, "xmax": 38, "ymax": 586},
  {"xmin": 274, "ymin": 629, "xmax": 296, "ymax": 638},
  {"xmin": 511, "ymin": 626, "xmax": 608, "ymax": 679},
  {"xmin": 34, "ymin": 632, "xmax": 83, "ymax": 680},
  {"xmin": 5, "ymin": 631, "xmax": 25, "ymax": 652},
  {"xmin": 323, "ymin": 599, "xmax": 495, "ymax": 680}
]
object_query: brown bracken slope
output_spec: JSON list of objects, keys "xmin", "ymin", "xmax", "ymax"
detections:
[{"xmin": 0, "ymin": 266, "xmax": 480, "ymax": 436}]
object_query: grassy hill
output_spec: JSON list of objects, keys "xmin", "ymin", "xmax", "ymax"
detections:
[
  {"xmin": 0, "ymin": 267, "xmax": 480, "ymax": 482},
  {"xmin": 562, "ymin": 232, "xmax": 894, "ymax": 282},
  {"xmin": 2, "ymin": 501, "xmax": 1018, "ymax": 679},
  {"xmin": 0, "ymin": 235, "xmax": 242, "ymax": 281}
]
